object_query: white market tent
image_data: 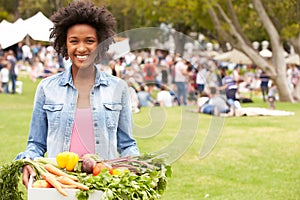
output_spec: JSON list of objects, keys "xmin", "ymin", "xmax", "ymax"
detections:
[
  {"xmin": 25, "ymin": 12, "xmax": 53, "ymax": 42},
  {"xmin": 214, "ymin": 49, "xmax": 253, "ymax": 65},
  {"xmin": 0, "ymin": 19, "xmax": 28, "ymax": 49},
  {"xmin": 0, "ymin": 12, "xmax": 53, "ymax": 49}
]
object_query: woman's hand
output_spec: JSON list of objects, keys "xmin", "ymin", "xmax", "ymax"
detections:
[{"xmin": 22, "ymin": 165, "xmax": 36, "ymax": 189}]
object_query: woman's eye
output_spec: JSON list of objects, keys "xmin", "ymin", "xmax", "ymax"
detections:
[{"xmin": 87, "ymin": 40, "xmax": 95, "ymax": 44}]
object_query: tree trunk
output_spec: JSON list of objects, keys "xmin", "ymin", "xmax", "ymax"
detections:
[
  {"xmin": 272, "ymin": 45, "xmax": 294, "ymax": 101},
  {"xmin": 251, "ymin": 0, "xmax": 294, "ymax": 102}
]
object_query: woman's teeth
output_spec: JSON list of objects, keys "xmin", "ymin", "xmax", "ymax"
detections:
[{"xmin": 76, "ymin": 55, "xmax": 88, "ymax": 59}]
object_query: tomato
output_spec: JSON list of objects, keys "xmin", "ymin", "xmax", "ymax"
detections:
[
  {"xmin": 32, "ymin": 180, "xmax": 53, "ymax": 188},
  {"xmin": 93, "ymin": 162, "xmax": 111, "ymax": 176}
]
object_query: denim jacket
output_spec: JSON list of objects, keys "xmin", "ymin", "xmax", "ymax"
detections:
[{"xmin": 16, "ymin": 66, "xmax": 139, "ymax": 160}]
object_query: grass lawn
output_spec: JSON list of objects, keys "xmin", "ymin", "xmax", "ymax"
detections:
[{"xmin": 0, "ymin": 75, "xmax": 300, "ymax": 200}]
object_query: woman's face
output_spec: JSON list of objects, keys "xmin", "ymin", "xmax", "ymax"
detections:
[{"xmin": 66, "ymin": 24, "xmax": 98, "ymax": 69}]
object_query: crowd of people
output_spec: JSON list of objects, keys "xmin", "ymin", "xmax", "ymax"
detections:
[
  {"xmin": 1, "ymin": 38, "xmax": 299, "ymax": 113},
  {"xmin": 0, "ymin": 42, "xmax": 64, "ymax": 94}
]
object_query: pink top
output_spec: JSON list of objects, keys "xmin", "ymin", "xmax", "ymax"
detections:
[{"xmin": 70, "ymin": 108, "xmax": 95, "ymax": 157}]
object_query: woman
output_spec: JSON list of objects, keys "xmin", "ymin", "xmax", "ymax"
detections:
[{"xmin": 16, "ymin": 0, "xmax": 139, "ymax": 188}]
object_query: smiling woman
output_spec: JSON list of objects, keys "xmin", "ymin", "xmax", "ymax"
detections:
[{"xmin": 15, "ymin": 0, "xmax": 140, "ymax": 189}]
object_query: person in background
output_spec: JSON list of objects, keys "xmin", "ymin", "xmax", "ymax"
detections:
[
  {"xmin": 267, "ymin": 82, "xmax": 277, "ymax": 109},
  {"xmin": 143, "ymin": 58, "xmax": 157, "ymax": 94},
  {"xmin": 259, "ymin": 70, "xmax": 270, "ymax": 102},
  {"xmin": 216, "ymin": 66, "xmax": 226, "ymax": 95},
  {"xmin": 156, "ymin": 84, "xmax": 173, "ymax": 107},
  {"xmin": 7, "ymin": 50, "xmax": 17, "ymax": 94},
  {"xmin": 0, "ymin": 61, "xmax": 10, "ymax": 93},
  {"xmin": 221, "ymin": 69, "xmax": 238, "ymax": 106},
  {"xmin": 0, "ymin": 55, "xmax": 4, "ymax": 72},
  {"xmin": 16, "ymin": 42, "xmax": 23, "ymax": 61},
  {"xmin": 137, "ymin": 85, "xmax": 155, "ymax": 107},
  {"xmin": 174, "ymin": 57, "xmax": 189, "ymax": 105},
  {"xmin": 160, "ymin": 60, "xmax": 169, "ymax": 85},
  {"xmin": 127, "ymin": 80, "xmax": 140, "ymax": 113},
  {"xmin": 196, "ymin": 64, "xmax": 207, "ymax": 95},
  {"xmin": 16, "ymin": 0, "xmax": 139, "ymax": 188},
  {"xmin": 199, "ymin": 86, "xmax": 232, "ymax": 116}
]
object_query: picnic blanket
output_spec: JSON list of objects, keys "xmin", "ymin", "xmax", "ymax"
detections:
[{"xmin": 234, "ymin": 107, "xmax": 295, "ymax": 117}]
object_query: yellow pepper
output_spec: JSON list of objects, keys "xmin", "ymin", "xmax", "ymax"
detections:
[
  {"xmin": 66, "ymin": 152, "xmax": 79, "ymax": 171},
  {"xmin": 56, "ymin": 151, "xmax": 79, "ymax": 171}
]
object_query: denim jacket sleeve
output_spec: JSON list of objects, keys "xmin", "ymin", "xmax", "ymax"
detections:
[
  {"xmin": 15, "ymin": 81, "xmax": 47, "ymax": 160},
  {"xmin": 116, "ymin": 80, "xmax": 140, "ymax": 157}
]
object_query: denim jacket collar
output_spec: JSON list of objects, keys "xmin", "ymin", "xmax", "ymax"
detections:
[{"xmin": 59, "ymin": 65, "xmax": 109, "ymax": 87}]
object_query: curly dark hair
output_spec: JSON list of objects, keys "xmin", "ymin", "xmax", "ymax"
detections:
[{"xmin": 49, "ymin": 0, "xmax": 116, "ymax": 58}]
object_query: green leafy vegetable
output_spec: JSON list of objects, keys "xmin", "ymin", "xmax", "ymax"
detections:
[
  {"xmin": 76, "ymin": 153, "xmax": 172, "ymax": 200},
  {"xmin": 0, "ymin": 154, "xmax": 171, "ymax": 200},
  {"xmin": 0, "ymin": 158, "xmax": 48, "ymax": 200}
]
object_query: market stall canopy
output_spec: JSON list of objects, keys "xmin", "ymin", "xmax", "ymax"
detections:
[
  {"xmin": 0, "ymin": 12, "xmax": 53, "ymax": 49},
  {"xmin": 213, "ymin": 49, "xmax": 253, "ymax": 65},
  {"xmin": 0, "ymin": 19, "xmax": 28, "ymax": 49},
  {"xmin": 25, "ymin": 12, "xmax": 53, "ymax": 42},
  {"xmin": 285, "ymin": 54, "xmax": 300, "ymax": 65}
]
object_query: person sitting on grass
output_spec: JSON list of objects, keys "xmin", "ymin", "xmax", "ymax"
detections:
[
  {"xmin": 198, "ymin": 86, "xmax": 232, "ymax": 116},
  {"xmin": 156, "ymin": 84, "xmax": 173, "ymax": 107}
]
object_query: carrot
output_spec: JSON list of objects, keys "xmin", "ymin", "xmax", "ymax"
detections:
[
  {"xmin": 44, "ymin": 163, "xmax": 78, "ymax": 181},
  {"xmin": 59, "ymin": 182, "xmax": 78, "ymax": 189},
  {"xmin": 42, "ymin": 174, "xmax": 68, "ymax": 196},
  {"xmin": 56, "ymin": 176, "xmax": 89, "ymax": 191}
]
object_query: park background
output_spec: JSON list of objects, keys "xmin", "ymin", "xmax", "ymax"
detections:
[
  {"xmin": 1, "ymin": 0, "xmax": 300, "ymax": 101},
  {"xmin": 0, "ymin": 75, "xmax": 299, "ymax": 200},
  {"xmin": 0, "ymin": 0, "xmax": 300, "ymax": 199}
]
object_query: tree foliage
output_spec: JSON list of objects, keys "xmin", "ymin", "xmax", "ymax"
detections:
[
  {"xmin": 0, "ymin": 0, "xmax": 299, "ymax": 101},
  {"xmin": 0, "ymin": 0, "xmax": 299, "ymax": 42}
]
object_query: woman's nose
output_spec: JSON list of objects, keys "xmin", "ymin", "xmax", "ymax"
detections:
[{"xmin": 77, "ymin": 42, "xmax": 87, "ymax": 52}]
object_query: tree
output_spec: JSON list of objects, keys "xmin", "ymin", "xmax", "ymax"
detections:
[{"xmin": 203, "ymin": 0, "xmax": 298, "ymax": 102}]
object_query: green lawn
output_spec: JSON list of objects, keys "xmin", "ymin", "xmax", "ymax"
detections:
[{"xmin": 0, "ymin": 75, "xmax": 299, "ymax": 200}]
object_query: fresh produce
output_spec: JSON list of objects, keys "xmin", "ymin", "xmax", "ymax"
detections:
[
  {"xmin": 0, "ymin": 158, "xmax": 73, "ymax": 199},
  {"xmin": 44, "ymin": 163, "xmax": 78, "ymax": 181},
  {"xmin": 81, "ymin": 154, "xmax": 98, "ymax": 174},
  {"xmin": 56, "ymin": 151, "xmax": 79, "ymax": 171},
  {"xmin": 109, "ymin": 167, "xmax": 130, "ymax": 176},
  {"xmin": 42, "ymin": 173, "xmax": 68, "ymax": 196},
  {"xmin": 75, "ymin": 154, "xmax": 172, "ymax": 200},
  {"xmin": 93, "ymin": 162, "xmax": 112, "ymax": 176},
  {"xmin": 0, "ymin": 153, "xmax": 171, "ymax": 200},
  {"xmin": 56, "ymin": 176, "xmax": 89, "ymax": 190},
  {"xmin": 32, "ymin": 180, "xmax": 53, "ymax": 188}
]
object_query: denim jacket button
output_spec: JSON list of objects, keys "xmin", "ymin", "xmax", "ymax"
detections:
[
  {"xmin": 93, "ymin": 107, "xmax": 96, "ymax": 110},
  {"xmin": 94, "ymin": 123, "xmax": 98, "ymax": 127},
  {"xmin": 96, "ymin": 140, "xmax": 99, "ymax": 144}
]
